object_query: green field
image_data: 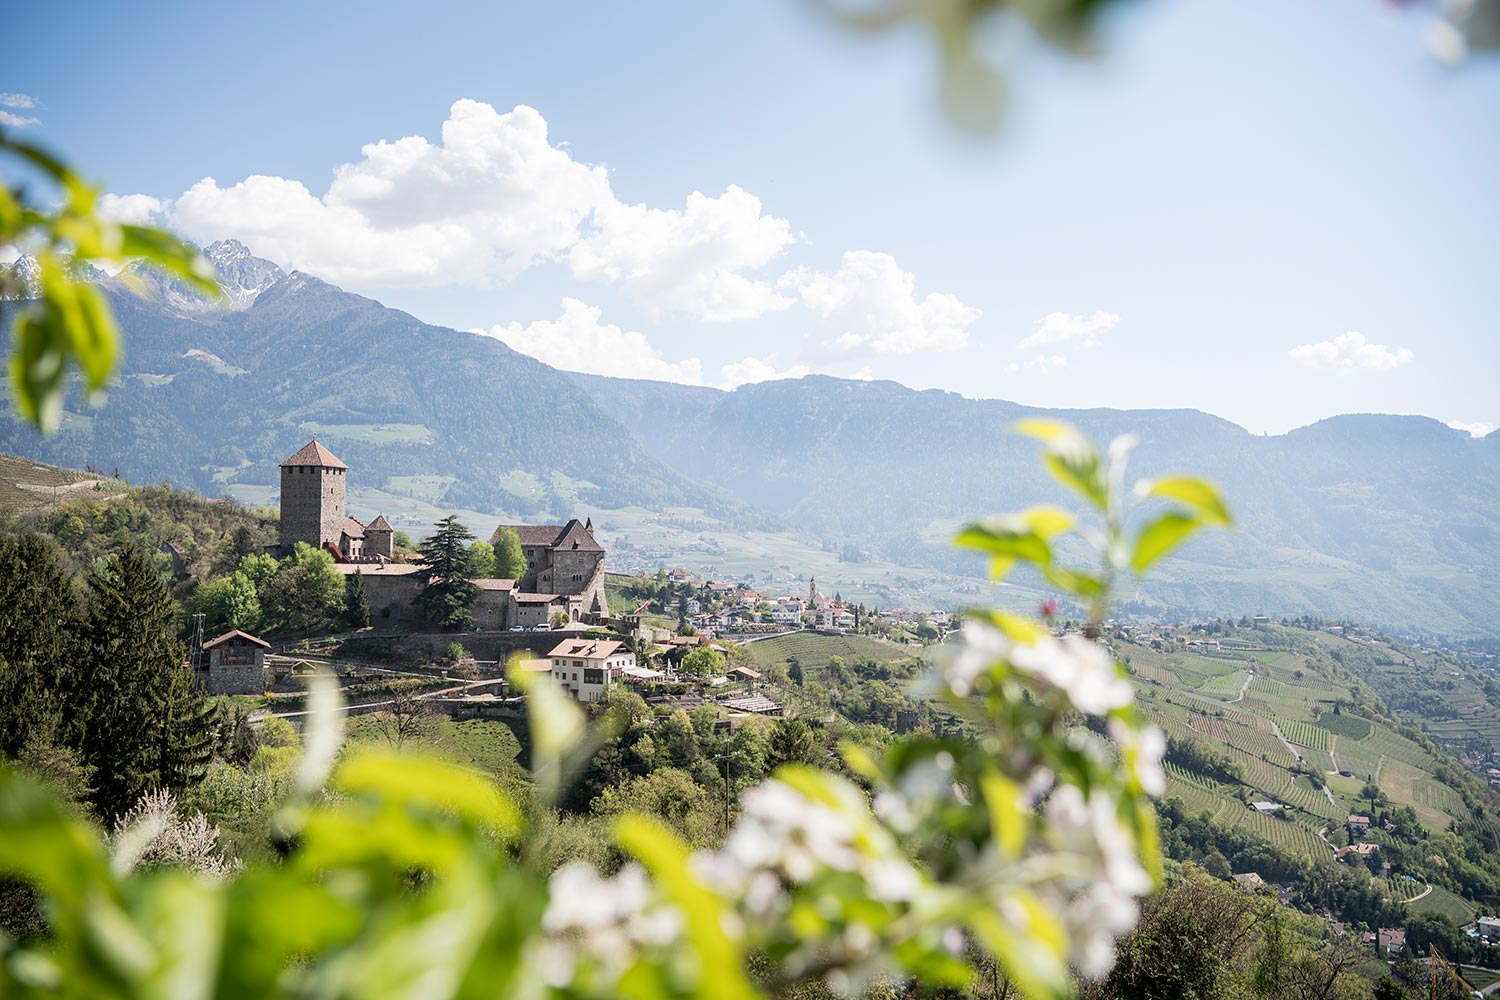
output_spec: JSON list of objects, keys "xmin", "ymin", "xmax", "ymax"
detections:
[
  {"xmin": 299, "ymin": 421, "xmax": 434, "ymax": 445},
  {"xmin": 743, "ymin": 632, "xmax": 924, "ymax": 670},
  {"xmin": 1406, "ymin": 884, "xmax": 1476, "ymax": 924},
  {"xmin": 345, "ymin": 717, "xmax": 524, "ymax": 778}
]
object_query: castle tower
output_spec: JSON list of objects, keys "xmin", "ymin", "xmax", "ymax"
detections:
[
  {"xmin": 278, "ymin": 439, "xmax": 348, "ymax": 551},
  {"xmin": 364, "ymin": 513, "xmax": 394, "ymax": 560},
  {"xmin": 808, "ymin": 577, "xmax": 818, "ymax": 606}
]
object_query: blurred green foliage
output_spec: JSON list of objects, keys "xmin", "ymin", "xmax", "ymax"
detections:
[{"xmin": 0, "ymin": 129, "xmax": 217, "ymax": 434}]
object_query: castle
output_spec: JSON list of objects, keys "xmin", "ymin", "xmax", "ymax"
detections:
[
  {"xmin": 276, "ymin": 439, "xmax": 608, "ymax": 628},
  {"xmin": 278, "ymin": 440, "xmax": 393, "ymax": 561}
]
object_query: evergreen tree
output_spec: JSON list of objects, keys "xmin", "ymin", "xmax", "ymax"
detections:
[
  {"xmin": 0, "ymin": 535, "xmax": 77, "ymax": 756},
  {"xmin": 68, "ymin": 547, "xmax": 206, "ymax": 817},
  {"xmin": 767, "ymin": 718, "xmax": 822, "ymax": 770},
  {"xmin": 416, "ymin": 516, "xmax": 479, "ymax": 630},
  {"xmin": 153, "ymin": 663, "xmax": 218, "ymax": 791},
  {"xmin": 344, "ymin": 569, "xmax": 370, "ymax": 629},
  {"xmin": 491, "ymin": 527, "xmax": 526, "ymax": 579},
  {"xmin": 787, "ymin": 655, "xmax": 804, "ymax": 688}
]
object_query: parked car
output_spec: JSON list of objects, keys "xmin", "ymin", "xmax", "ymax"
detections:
[{"xmin": 508, "ymin": 625, "xmax": 525, "ymax": 632}]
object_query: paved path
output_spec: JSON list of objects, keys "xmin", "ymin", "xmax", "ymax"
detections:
[
  {"xmin": 268, "ymin": 676, "xmax": 511, "ymax": 720},
  {"xmin": 1228, "ymin": 670, "xmax": 1254, "ymax": 703},
  {"xmin": 1406, "ymin": 883, "xmax": 1433, "ymax": 903},
  {"xmin": 1268, "ymin": 719, "xmax": 1303, "ymax": 762}
]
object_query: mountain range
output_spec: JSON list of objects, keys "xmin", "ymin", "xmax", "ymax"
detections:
[{"xmin": 2, "ymin": 241, "xmax": 1497, "ymax": 637}]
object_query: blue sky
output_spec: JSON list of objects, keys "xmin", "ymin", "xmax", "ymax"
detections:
[{"xmin": 6, "ymin": 1, "xmax": 1498, "ymax": 434}]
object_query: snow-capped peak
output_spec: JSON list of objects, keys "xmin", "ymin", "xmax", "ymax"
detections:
[{"xmin": 203, "ymin": 240, "xmax": 284, "ymax": 308}]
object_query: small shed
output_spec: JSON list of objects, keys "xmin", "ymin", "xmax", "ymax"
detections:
[{"xmin": 198, "ymin": 629, "xmax": 271, "ymax": 695}]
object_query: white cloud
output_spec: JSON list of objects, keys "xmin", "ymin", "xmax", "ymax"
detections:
[
  {"xmin": 480, "ymin": 297, "xmax": 703, "ymax": 384},
  {"xmin": 98, "ymin": 193, "xmax": 167, "ymax": 225},
  {"xmin": 718, "ymin": 355, "xmax": 810, "ymax": 390},
  {"xmin": 1018, "ymin": 310, "xmax": 1120, "ymax": 350},
  {"xmin": 0, "ymin": 110, "xmax": 40, "ymax": 127},
  {"xmin": 1447, "ymin": 420, "xmax": 1495, "ymax": 438},
  {"xmin": 481, "ymin": 297, "xmax": 809, "ymax": 390},
  {"xmin": 570, "ymin": 185, "xmax": 796, "ymax": 321},
  {"xmin": 1288, "ymin": 331, "xmax": 1414, "ymax": 373},
  {"xmin": 0, "ymin": 93, "xmax": 38, "ymax": 126},
  {"xmin": 0, "ymin": 93, "xmax": 38, "ymax": 109},
  {"xmin": 1006, "ymin": 354, "xmax": 1069, "ymax": 374},
  {"xmin": 791, "ymin": 250, "xmax": 979, "ymax": 355},
  {"xmin": 136, "ymin": 100, "xmax": 794, "ymax": 321}
]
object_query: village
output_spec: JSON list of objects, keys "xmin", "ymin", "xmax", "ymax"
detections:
[{"xmin": 191, "ymin": 440, "xmax": 951, "ymax": 725}]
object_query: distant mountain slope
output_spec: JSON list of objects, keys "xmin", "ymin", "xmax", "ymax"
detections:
[
  {"xmin": 573, "ymin": 374, "xmax": 1500, "ymax": 637},
  {"xmin": 0, "ymin": 243, "xmax": 736, "ymax": 522},
  {"xmin": 2, "ymin": 244, "xmax": 1497, "ymax": 635}
]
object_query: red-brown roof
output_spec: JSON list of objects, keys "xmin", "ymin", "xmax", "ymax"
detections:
[
  {"xmin": 548, "ymin": 639, "xmax": 625, "ymax": 660},
  {"xmin": 473, "ymin": 578, "xmax": 516, "ymax": 591},
  {"xmin": 280, "ymin": 439, "xmax": 347, "ymax": 469},
  {"xmin": 492, "ymin": 518, "xmax": 602, "ymax": 552},
  {"xmin": 366, "ymin": 514, "xmax": 393, "ymax": 531},
  {"xmin": 341, "ymin": 516, "xmax": 365, "ymax": 539},
  {"xmin": 203, "ymin": 629, "xmax": 271, "ymax": 650}
]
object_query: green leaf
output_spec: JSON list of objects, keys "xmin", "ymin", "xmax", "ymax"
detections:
[
  {"xmin": 336, "ymin": 750, "xmax": 521, "ymax": 837},
  {"xmin": 1130, "ymin": 511, "xmax": 1201, "ymax": 574},
  {"xmin": 954, "ymin": 508, "xmax": 1069, "ymax": 579},
  {"xmin": 1144, "ymin": 476, "xmax": 1232, "ymax": 526},
  {"xmin": 1016, "ymin": 419, "xmax": 1108, "ymax": 510}
]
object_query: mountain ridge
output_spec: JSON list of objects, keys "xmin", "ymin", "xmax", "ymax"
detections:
[{"xmin": 0, "ymin": 244, "xmax": 1496, "ymax": 636}]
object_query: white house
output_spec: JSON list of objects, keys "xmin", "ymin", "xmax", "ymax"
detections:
[
  {"xmin": 1479, "ymin": 916, "xmax": 1500, "ymax": 941},
  {"xmin": 771, "ymin": 600, "xmax": 805, "ymax": 624},
  {"xmin": 548, "ymin": 638, "xmax": 635, "ymax": 703}
]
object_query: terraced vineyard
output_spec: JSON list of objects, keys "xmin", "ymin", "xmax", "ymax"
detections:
[
  {"xmin": 1316, "ymin": 712, "xmax": 1372, "ymax": 740},
  {"xmin": 1277, "ymin": 718, "xmax": 1329, "ymax": 751},
  {"xmin": 1111, "ymin": 624, "xmax": 1500, "ymax": 919}
]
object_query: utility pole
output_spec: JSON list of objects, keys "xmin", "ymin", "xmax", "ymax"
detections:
[{"xmin": 716, "ymin": 751, "xmax": 733, "ymax": 834}]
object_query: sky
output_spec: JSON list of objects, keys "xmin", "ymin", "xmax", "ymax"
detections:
[{"xmin": 5, "ymin": 1, "xmax": 1498, "ymax": 435}]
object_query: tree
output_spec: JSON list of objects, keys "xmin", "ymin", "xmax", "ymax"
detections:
[
  {"xmin": 68, "ymin": 547, "xmax": 212, "ymax": 817},
  {"xmin": 491, "ymin": 527, "xmax": 525, "ymax": 580},
  {"xmin": 193, "ymin": 572, "xmax": 261, "ymax": 632},
  {"xmin": 343, "ymin": 570, "xmax": 370, "ymax": 630},
  {"xmin": 767, "ymin": 718, "xmax": 823, "ymax": 770},
  {"xmin": 370, "ymin": 680, "xmax": 438, "ymax": 749},
  {"xmin": 152, "ymin": 664, "xmax": 218, "ymax": 792},
  {"xmin": 465, "ymin": 541, "xmax": 496, "ymax": 578},
  {"xmin": 681, "ymin": 647, "xmax": 724, "ymax": 677},
  {"xmin": 0, "ymin": 534, "xmax": 77, "ymax": 757},
  {"xmin": 262, "ymin": 543, "xmax": 344, "ymax": 631},
  {"xmin": 787, "ymin": 655, "xmax": 804, "ymax": 687},
  {"xmin": 415, "ymin": 516, "xmax": 479, "ymax": 630}
]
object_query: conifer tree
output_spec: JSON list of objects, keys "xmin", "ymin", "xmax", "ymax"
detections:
[
  {"xmin": 69, "ymin": 547, "xmax": 210, "ymax": 817},
  {"xmin": 0, "ymin": 535, "xmax": 77, "ymax": 756},
  {"xmin": 153, "ymin": 663, "xmax": 218, "ymax": 792},
  {"xmin": 416, "ymin": 516, "xmax": 479, "ymax": 630},
  {"xmin": 344, "ymin": 569, "xmax": 371, "ymax": 629}
]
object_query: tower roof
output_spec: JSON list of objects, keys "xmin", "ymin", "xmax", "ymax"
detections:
[
  {"xmin": 280, "ymin": 439, "xmax": 347, "ymax": 469},
  {"xmin": 366, "ymin": 514, "xmax": 393, "ymax": 531}
]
